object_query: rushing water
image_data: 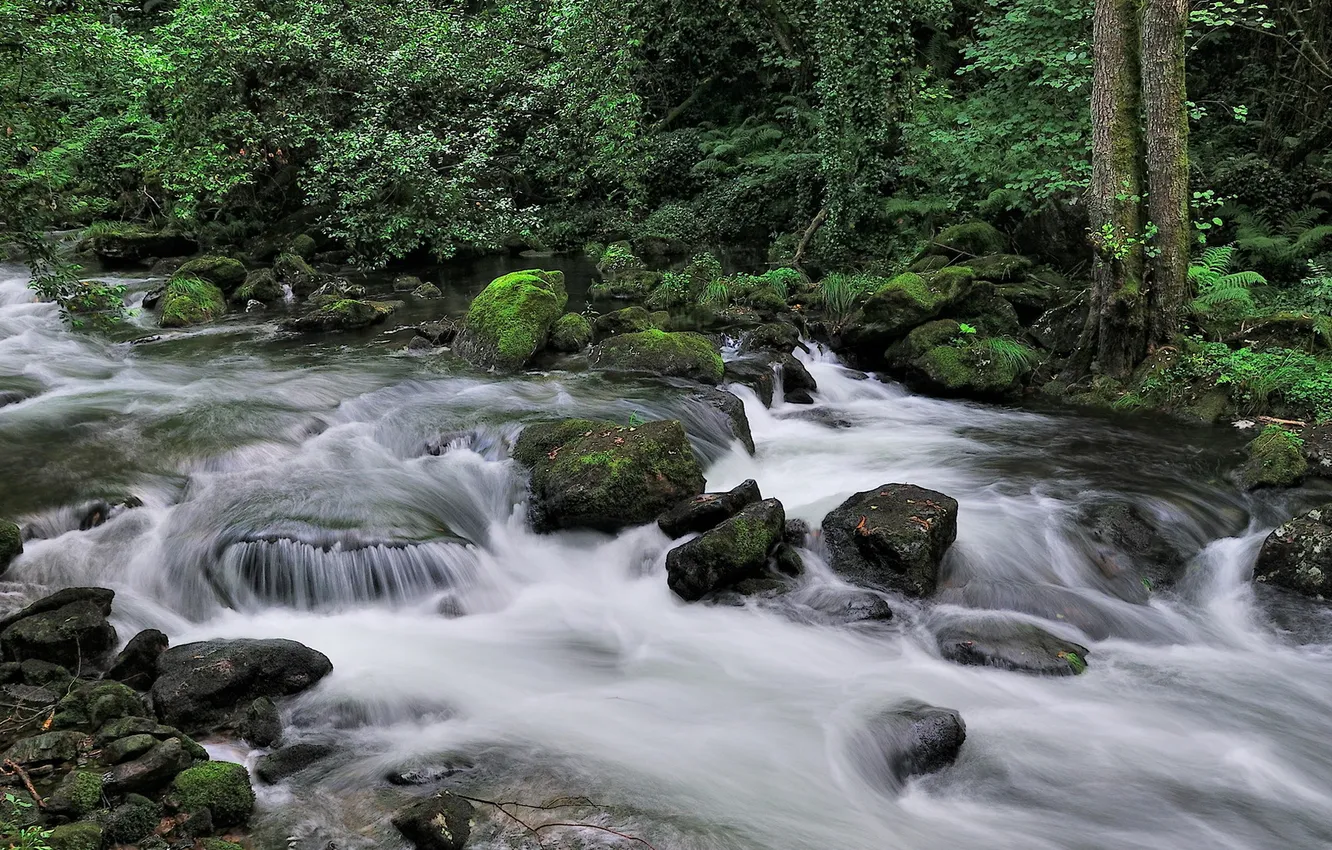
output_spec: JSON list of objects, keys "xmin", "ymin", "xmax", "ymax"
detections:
[{"xmin": 3, "ymin": 259, "xmax": 1332, "ymax": 850}]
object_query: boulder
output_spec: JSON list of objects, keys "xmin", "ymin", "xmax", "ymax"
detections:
[
  {"xmin": 741, "ymin": 322, "xmax": 803, "ymax": 354},
  {"xmin": 666, "ymin": 499, "xmax": 786, "ymax": 601},
  {"xmin": 723, "ymin": 357, "xmax": 776, "ymax": 407},
  {"xmin": 238, "ymin": 696, "xmax": 283, "ymax": 748},
  {"xmin": 281, "ymin": 299, "xmax": 396, "ymax": 332},
  {"xmin": 0, "ymin": 520, "xmax": 20, "ymax": 572},
  {"xmin": 392, "ymin": 792, "xmax": 475, "ymax": 850},
  {"xmin": 160, "ymin": 276, "xmax": 227, "ymax": 328},
  {"xmin": 1076, "ymin": 499, "xmax": 1186, "ymax": 593},
  {"xmin": 45, "ymin": 770, "xmax": 103, "ymax": 818},
  {"xmin": 885, "ymin": 320, "xmax": 1032, "ymax": 399},
  {"xmin": 103, "ymin": 733, "xmax": 158, "ymax": 764},
  {"xmin": 963, "ymin": 254, "xmax": 1033, "ymax": 283},
  {"xmin": 151, "ymin": 638, "xmax": 333, "ymax": 732},
  {"xmin": 103, "ymin": 794, "xmax": 162, "ymax": 845},
  {"xmin": 512, "ymin": 418, "xmax": 616, "ymax": 467},
  {"xmin": 929, "ymin": 221, "xmax": 1007, "ymax": 259},
  {"xmin": 1235, "ymin": 425, "xmax": 1307, "ymax": 490},
  {"xmin": 273, "ymin": 252, "xmax": 319, "ymax": 295},
  {"xmin": 415, "ymin": 318, "xmax": 459, "ymax": 346},
  {"xmin": 254, "ymin": 742, "xmax": 336, "ymax": 783},
  {"xmin": 690, "ymin": 387, "xmax": 756, "ymax": 454},
  {"xmin": 591, "ymin": 306, "xmax": 655, "ymax": 341},
  {"xmin": 105, "ymin": 628, "xmax": 169, "ymax": 690},
  {"xmin": 170, "ymin": 761, "xmax": 256, "ymax": 827},
  {"xmin": 394, "ymin": 275, "xmax": 424, "ymax": 293},
  {"xmin": 841, "ymin": 268, "xmax": 980, "ymax": 361},
  {"xmin": 777, "ymin": 353, "xmax": 817, "ymax": 403},
  {"xmin": 935, "ymin": 620, "xmax": 1089, "ymax": 675},
  {"xmin": 850, "ymin": 703, "xmax": 966, "ymax": 790},
  {"xmin": 547, "ymin": 313, "xmax": 592, "ymax": 353},
  {"xmin": 307, "ymin": 279, "xmax": 367, "ymax": 306},
  {"xmin": 46, "ymin": 822, "xmax": 104, "ymax": 850},
  {"xmin": 522, "ymin": 419, "xmax": 705, "ymax": 533},
  {"xmin": 821, "ymin": 484, "xmax": 959, "ymax": 597},
  {"xmin": 412, "ymin": 283, "xmax": 443, "ymax": 299},
  {"xmin": 2, "ymin": 730, "xmax": 84, "ymax": 767},
  {"xmin": 173, "ymin": 256, "xmax": 247, "ymax": 293},
  {"xmin": 590, "ymin": 329, "xmax": 724, "ymax": 385},
  {"xmin": 52, "ymin": 680, "xmax": 147, "ymax": 730},
  {"xmin": 88, "ymin": 225, "xmax": 196, "ymax": 265},
  {"xmin": 289, "ymin": 234, "xmax": 317, "ymax": 259},
  {"xmin": 231, "ymin": 268, "xmax": 284, "ymax": 304},
  {"xmin": 104, "ymin": 736, "xmax": 198, "ymax": 794},
  {"xmin": 1253, "ymin": 504, "xmax": 1332, "ymax": 599},
  {"xmin": 658, "ymin": 480, "xmax": 762, "ymax": 539},
  {"xmin": 453, "ymin": 269, "xmax": 568, "ymax": 369},
  {"xmin": 0, "ymin": 587, "xmax": 117, "ymax": 669}
]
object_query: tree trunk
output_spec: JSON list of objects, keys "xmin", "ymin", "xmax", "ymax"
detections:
[
  {"xmin": 1142, "ymin": 0, "xmax": 1190, "ymax": 348},
  {"xmin": 1067, "ymin": 0, "xmax": 1146, "ymax": 381}
]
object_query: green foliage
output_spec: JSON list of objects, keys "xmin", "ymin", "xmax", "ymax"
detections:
[
  {"xmin": 1142, "ymin": 338, "xmax": 1332, "ymax": 422},
  {"xmin": 816, "ymin": 272, "xmax": 880, "ymax": 326},
  {"xmin": 1189, "ymin": 246, "xmax": 1266, "ymax": 321},
  {"xmin": 973, "ymin": 336, "xmax": 1040, "ymax": 374},
  {"xmin": 1229, "ymin": 206, "xmax": 1332, "ymax": 280},
  {"xmin": 700, "ymin": 278, "xmax": 731, "ymax": 308}
]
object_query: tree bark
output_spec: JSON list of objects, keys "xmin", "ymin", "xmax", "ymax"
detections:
[
  {"xmin": 1067, "ymin": 0, "xmax": 1146, "ymax": 381},
  {"xmin": 1142, "ymin": 0, "xmax": 1190, "ymax": 348}
]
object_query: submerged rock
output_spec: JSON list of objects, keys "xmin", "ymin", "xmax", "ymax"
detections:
[
  {"xmin": 1077, "ymin": 499, "xmax": 1186, "ymax": 593},
  {"xmin": 255, "ymin": 742, "xmax": 336, "ymax": 783},
  {"xmin": 935, "ymin": 619, "xmax": 1089, "ymax": 676},
  {"xmin": 522, "ymin": 419, "xmax": 705, "ymax": 533},
  {"xmin": 850, "ymin": 702, "xmax": 966, "ymax": 790},
  {"xmin": 160, "ymin": 276, "xmax": 227, "ymax": 328},
  {"xmin": 453, "ymin": 269, "xmax": 567, "ymax": 370},
  {"xmin": 1254, "ymin": 503, "xmax": 1332, "ymax": 599},
  {"xmin": 416, "ymin": 318, "xmax": 459, "ymax": 346},
  {"xmin": 690, "ymin": 386, "xmax": 756, "ymax": 454},
  {"xmin": 0, "ymin": 587, "xmax": 117, "ymax": 669},
  {"xmin": 777, "ymin": 353, "xmax": 817, "ymax": 403},
  {"xmin": 392, "ymin": 792, "xmax": 474, "ymax": 850},
  {"xmin": 666, "ymin": 498, "xmax": 786, "ymax": 601},
  {"xmin": 1235, "ymin": 425, "xmax": 1307, "ymax": 490},
  {"xmin": 590, "ymin": 329, "xmax": 725, "ymax": 385},
  {"xmin": 547, "ymin": 312, "xmax": 592, "ymax": 353},
  {"xmin": 105, "ymin": 628, "xmax": 169, "ymax": 690},
  {"xmin": 821, "ymin": 484, "xmax": 958, "ymax": 598},
  {"xmin": 658, "ymin": 479, "xmax": 762, "ymax": 539},
  {"xmin": 152, "ymin": 638, "xmax": 333, "ymax": 732},
  {"xmin": 741, "ymin": 322, "xmax": 803, "ymax": 354}
]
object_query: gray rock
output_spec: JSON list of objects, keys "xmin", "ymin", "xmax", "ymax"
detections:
[
  {"xmin": 658, "ymin": 479, "xmax": 762, "ymax": 539},
  {"xmin": 821, "ymin": 484, "xmax": 958, "ymax": 597},
  {"xmin": 255, "ymin": 742, "xmax": 336, "ymax": 783},
  {"xmin": 1254, "ymin": 503, "xmax": 1332, "ymax": 599},
  {"xmin": 850, "ymin": 703, "xmax": 966, "ymax": 790},
  {"xmin": 105, "ymin": 628, "xmax": 169, "ymax": 690},
  {"xmin": 935, "ymin": 619, "xmax": 1089, "ymax": 676},
  {"xmin": 666, "ymin": 499, "xmax": 785, "ymax": 601},
  {"xmin": 392, "ymin": 792, "xmax": 474, "ymax": 850}
]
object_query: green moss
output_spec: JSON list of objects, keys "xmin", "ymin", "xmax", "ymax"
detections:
[
  {"xmin": 288, "ymin": 233, "xmax": 317, "ymax": 259},
  {"xmin": 872, "ymin": 272, "xmax": 936, "ymax": 308},
  {"xmin": 513, "ymin": 418, "xmax": 617, "ymax": 467},
  {"xmin": 964, "ymin": 254, "xmax": 1033, "ymax": 282},
  {"xmin": 233, "ymin": 268, "xmax": 283, "ymax": 303},
  {"xmin": 456, "ymin": 269, "xmax": 568, "ymax": 369},
  {"xmin": 199, "ymin": 840, "xmax": 245, "ymax": 850},
  {"xmin": 49, "ymin": 770, "xmax": 103, "ymax": 817},
  {"xmin": 54, "ymin": 680, "xmax": 147, "ymax": 730},
  {"xmin": 590, "ymin": 329, "xmax": 724, "ymax": 385},
  {"xmin": 160, "ymin": 275, "xmax": 226, "ymax": 327},
  {"xmin": 47, "ymin": 822, "xmax": 104, "ymax": 850},
  {"xmin": 104, "ymin": 794, "xmax": 162, "ymax": 844},
  {"xmin": 174, "ymin": 256, "xmax": 246, "ymax": 292},
  {"xmin": 548, "ymin": 312, "xmax": 593, "ymax": 352},
  {"xmin": 1237, "ymin": 425, "xmax": 1308, "ymax": 490},
  {"xmin": 931, "ymin": 221, "xmax": 1007, "ymax": 258},
  {"xmin": 273, "ymin": 251, "xmax": 315, "ymax": 283},
  {"xmin": 0, "ymin": 520, "xmax": 21, "ymax": 569},
  {"xmin": 1059, "ymin": 651, "xmax": 1087, "ymax": 675},
  {"xmin": 170, "ymin": 761, "xmax": 256, "ymax": 827}
]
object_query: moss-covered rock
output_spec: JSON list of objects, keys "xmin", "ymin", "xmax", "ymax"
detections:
[
  {"xmin": 929, "ymin": 221, "xmax": 1007, "ymax": 258},
  {"xmin": 1254, "ymin": 502, "xmax": 1332, "ymax": 598},
  {"xmin": 88, "ymin": 224, "xmax": 196, "ymax": 265},
  {"xmin": 590, "ymin": 329, "xmax": 724, "ymax": 385},
  {"xmin": 963, "ymin": 254, "xmax": 1034, "ymax": 282},
  {"xmin": 840, "ymin": 269, "xmax": 981, "ymax": 362},
  {"xmin": 592, "ymin": 306, "xmax": 656, "ymax": 341},
  {"xmin": 103, "ymin": 733, "xmax": 158, "ymax": 764},
  {"xmin": 273, "ymin": 251, "xmax": 318, "ymax": 295},
  {"xmin": 2, "ymin": 730, "xmax": 85, "ymax": 766},
  {"xmin": 0, "ymin": 520, "xmax": 20, "ymax": 572},
  {"xmin": 170, "ymin": 761, "xmax": 256, "ymax": 826},
  {"xmin": 936, "ymin": 620, "xmax": 1089, "ymax": 676},
  {"xmin": 512, "ymin": 419, "xmax": 617, "ymax": 467},
  {"xmin": 453, "ymin": 269, "xmax": 568, "ymax": 369},
  {"xmin": 821, "ymin": 483, "xmax": 959, "ymax": 597},
  {"xmin": 1236, "ymin": 425, "xmax": 1307, "ymax": 490},
  {"xmin": 741, "ymin": 322, "xmax": 802, "ymax": 354},
  {"xmin": 886, "ymin": 320, "xmax": 1034, "ymax": 398},
  {"xmin": 666, "ymin": 498, "xmax": 785, "ymax": 601},
  {"xmin": 281, "ymin": 299, "xmax": 395, "ymax": 333},
  {"xmin": 411, "ymin": 282, "xmax": 443, "ymax": 299},
  {"xmin": 1, "ymin": 595, "xmax": 117, "ymax": 670},
  {"xmin": 47, "ymin": 822, "xmax": 104, "ymax": 850},
  {"xmin": 547, "ymin": 313, "xmax": 593, "ymax": 353},
  {"xmin": 232, "ymin": 268, "xmax": 284, "ymax": 304},
  {"xmin": 53, "ymin": 680, "xmax": 147, "ymax": 730},
  {"xmin": 45, "ymin": 770, "xmax": 104, "ymax": 817},
  {"xmin": 160, "ymin": 276, "xmax": 227, "ymax": 328},
  {"xmin": 288, "ymin": 233, "xmax": 317, "ymax": 260},
  {"xmin": 104, "ymin": 794, "xmax": 162, "ymax": 844},
  {"xmin": 174, "ymin": 256, "xmax": 247, "ymax": 293},
  {"xmin": 524, "ymin": 419, "xmax": 705, "ymax": 533}
]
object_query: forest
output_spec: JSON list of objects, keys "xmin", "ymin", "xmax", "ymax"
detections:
[{"xmin": 4, "ymin": 2, "xmax": 1332, "ymax": 850}]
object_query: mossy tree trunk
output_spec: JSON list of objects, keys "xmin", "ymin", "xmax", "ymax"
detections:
[{"xmin": 1142, "ymin": 0, "xmax": 1190, "ymax": 348}]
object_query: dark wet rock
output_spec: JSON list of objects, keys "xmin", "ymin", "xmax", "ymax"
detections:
[
  {"xmin": 0, "ymin": 520, "xmax": 22, "ymax": 572},
  {"xmin": 394, "ymin": 275, "xmax": 424, "ymax": 293},
  {"xmin": 658, "ymin": 480, "xmax": 762, "ymax": 539},
  {"xmin": 1030, "ymin": 294, "xmax": 1087, "ymax": 356},
  {"xmin": 148, "ymin": 257, "xmax": 186, "ymax": 277},
  {"xmin": 45, "ymin": 769, "xmax": 103, "ymax": 818},
  {"xmin": 0, "ymin": 683, "xmax": 60, "ymax": 718},
  {"xmin": 281, "ymin": 299, "xmax": 396, "ymax": 333},
  {"xmin": 804, "ymin": 587, "xmax": 895, "ymax": 624},
  {"xmin": 3, "ymin": 729, "xmax": 84, "ymax": 766},
  {"xmin": 1300, "ymin": 422, "xmax": 1332, "ymax": 478},
  {"xmin": 1077, "ymin": 500, "xmax": 1186, "ymax": 593},
  {"xmin": 523, "ymin": 419, "xmax": 705, "ymax": 534},
  {"xmin": 548, "ymin": 313, "xmax": 593, "ymax": 352},
  {"xmin": 77, "ymin": 495, "xmax": 142, "ymax": 530},
  {"xmin": 785, "ymin": 407, "xmax": 854, "ymax": 428},
  {"xmin": 454, "ymin": 269, "xmax": 567, "ymax": 370},
  {"xmin": 784, "ymin": 519, "xmax": 810, "ymax": 545},
  {"xmin": 1235, "ymin": 425, "xmax": 1307, "ymax": 490},
  {"xmin": 255, "ymin": 742, "xmax": 336, "ymax": 783},
  {"xmin": 667, "ymin": 499, "xmax": 786, "ymax": 601},
  {"xmin": 307, "ymin": 279, "xmax": 367, "ymax": 306},
  {"xmin": 386, "ymin": 757, "xmax": 475, "ymax": 786},
  {"xmin": 104, "ymin": 794, "xmax": 162, "ymax": 845},
  {"xmin": 412, "ymin": 283, "xmax": 443, "ymax": 299},
  {"xmin": 511, "ymin": 418, "xmax": 616, "ymax": 468},
  {"xmin": 416, "ymin": 318, "xmax": 459, "ymax": 346},
  {"xmin": 741, "ymin": 322, "xmax": 803, "ymax": 354},
  {"xmin": 392, "ymin": 792, "xmax": 475, "ymax": 850},
  {"xmin": 851, "ymin": 703, "xmax": 966, "ymax": 789},
  {"xmin": 777, "ymin": 354, "xmax": 817, "ymax": 402},
  {"xmin": 724, "ymin": 357, "xmax": 776, "ymax": 407},
  {"xmin": 928, "ymin": 221, "xmax": 1007, "ymax": 259},
  {"xmin": 935, "ymin": 620, "xmax": 1089, "ymax": 676},
  {"xmin": 274, "ymin": 252, "xmax": 319, "ymax": 295},
  {"xmin": 1254, "ymin": 503, "xmax": 1332, "ymax": 599},
  {"xmin": 238, "ymin": 696, "xmax": 283, "ymax": 748},
  {"xmin": 590, "ymin": 329, "xmax": 725, "ymax": 385},
  {"xmin": 170, "ymin": 761, "xmax": 256, "ymax": 827},
  {"xmin": 103, "ymin": 733, "xmax": 158, "ymax": 764},
  {"xmin": 52, "ymin": 680, "xmax": 147, "ymax": 730},
  {"xmin": 19, "ymin": 658, "xmax": 69, "ymax": 687},
  {"xmin": 89, "ymin": 225, "xmax": 196, "ymax": 265},
  {"xmin": 105, "ymin": 628, "xmax": 169, "ymax": 690},
  {"xmin": 407, "ymin": 336, "xmax": 434, "ymax": 352},
  {"xmin": 690, "ymin": 386, "xmax": 755, "ymax": 454},
  {"xmin": 592, "ymin": 306, "xmax": 656, "ymax": 341},
  {"xmin": 46, "ymin": 822, "xmax": 104, "ymax": 850},
  {"xmin": 174, "ymin": 256, "xmax": 247, "ymax": 293},
  {"xmin": 176, "ymin": 807, "xmax": 214, "ymax": 838},
  {"xmin": 821, "ymin": 484, "xmax": 958, "ymax": 597},
  {"xmin": 152, "ymin": 638, "xmax": 333, "ymax": 732},
  {"xmin": 232, "ymin": 268, "xmax": 284, "ymax": 304},
  {"xmin": 773, "ymin": 542, "xmax": 804, "ymax": 576},
  {"xmin": 0, "ymin": 587, "xmax": 117, "ymax": 669}
]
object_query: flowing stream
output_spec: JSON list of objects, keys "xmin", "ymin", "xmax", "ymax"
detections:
[{"xmin": 3, "ymin": 259, "xmax": 1332, "ymax": 850}]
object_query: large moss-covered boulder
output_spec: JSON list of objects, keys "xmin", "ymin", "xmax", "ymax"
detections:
[
  {"xmin": 160, "ymin": 276, "xmax": 227, "ymax": 328},
  {"xmin": 821, "ymin": 484, "xmax": 959, "ymax": 597},
  {"xmin": 46, "ymin": 822, "xmax": 104, "ymax": 850},
  {"xmin": 666, "ymin": 498, "xmax": 785, "ymax": 601},
  {"xmin": 0, "ymin": 587, "xmax": 117, "ymax": 669},
  {"xmin": 232, "ymin": 268, "xmax": 284, "ymax": 304},
  {"xmin": 590, "ymin": 329, "xmax": 724, "ymax": 385},
  {"xmin": 592, "ymin": 306, "xmax": 656, "ymax": 341},
  {"xmin": 88, "ymin": 224, "xmax": 196, "ymax": 265},
  {"xmin": 841, "ymin": 268, "xmax": 981, "ymax": 361},
  {"xmin": 520, "ymin": 419, "xmax": 705, "ymax": 533},
  {"xmin": 392, "ymin": 792, "xmax": 475, "ymax": 850},
  {"xmin": 547, "ymin": 313, "xmax": 592, "ymax": 353},
  {"xmin": 281, "ymin": 299, "xmax": 395, "ymax": 333},
  {"xmin": 45, "ymin": 770, "xmax": 104, "ymax": 818},
  {"xmin": 273, "ymin": 251, "xmax": 319, "ymax": 294},
  {"xmin": 929, "ymin": 221, "xmax": 1007, "ymax": 259},
  {"xmin": 1253, "ymin": 503, "xmax": 1332, "ymax": 599},
  {"xmin": 454, "ymin": 269, "xmax": 568, "ymax": 369},
  {"xmin": 0, "ymin": 520, "xmax": 20, "ymax": 572},
  {"xmin": 170, "ymin": 761, "xmax": 255, "ymax": 826},
  {"xmin": 174, "ymin": 256, "xmax": 247, "ymax": 293},
  {"xmin": 886, "ymin": 320, "xmax": 1034, "ymax": 398},
  {"xmin": 1236, "ymin": 425, "xmax": 1307, "ymax": 490}
]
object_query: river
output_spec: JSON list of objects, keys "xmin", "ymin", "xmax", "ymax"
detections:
[{"xmin": 2, "ymin": 258, "xmax": 1332, "ymax": 850}]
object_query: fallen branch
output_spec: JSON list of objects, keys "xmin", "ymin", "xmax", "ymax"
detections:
[
  {"xmin": 1256, "ymin": 415, "xmax": 1308, "ymax": 428},
  {"xmin": 792, "ymin": 206, "xmax": 828, "ymax": 270},
  {"xmin": 455, "ymin": 794, "xmax": 658, "ymax": 850},
  {"xmin": 4, "ymin": 759, "xmax": 45, "ymax": 807}
]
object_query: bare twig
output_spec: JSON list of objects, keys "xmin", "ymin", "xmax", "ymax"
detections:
[
  {"xmin": 3, "ymin": 759, "xmax": 45, "ymax": 807},
  {"xmin": 455, "ymin": 793, "xmax": 659, "ymax": 850}
]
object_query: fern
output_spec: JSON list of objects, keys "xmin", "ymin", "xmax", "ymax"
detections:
[
  {"xmin": 1230, "ymin": 205, "xmax": 1332, "ymax": 273},
  {"xmin": 1190, "ymin": 246, "xmax": 1265, "ymax": 319}
]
